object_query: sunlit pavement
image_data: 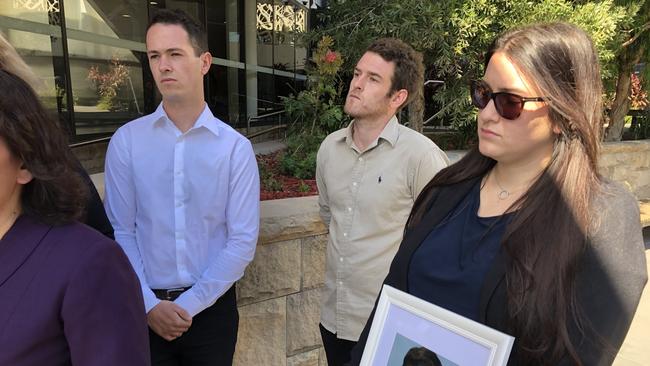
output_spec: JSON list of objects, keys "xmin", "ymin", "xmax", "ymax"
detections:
[{"xmin": 613, "ymin": 249, "xmax": 650, "ymax": 365}]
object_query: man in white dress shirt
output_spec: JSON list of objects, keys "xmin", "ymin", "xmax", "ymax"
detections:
[{"xmin": 104, "ymin": 9, "xmax": 259, "ymax": 365}]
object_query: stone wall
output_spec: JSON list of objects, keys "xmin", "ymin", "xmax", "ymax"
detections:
[
  {"xmin": 234, "ymin": 196, "xmax": 328, "ymax": 366},
  {"xmin": 448, "ymin": 140, "xmax": 650, "ymax": 201},
  {"xmin": 599, "ymin": 140, "xmax": 650, "ymax": 201},
  {"xmin": 72, "ymin": 141, "xmax": 110, "ymax": 175}
]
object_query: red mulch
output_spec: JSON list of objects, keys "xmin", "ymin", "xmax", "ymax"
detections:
[{"xmin": 257, "ymin": 152, "xmax": 318, "ymax": 201}]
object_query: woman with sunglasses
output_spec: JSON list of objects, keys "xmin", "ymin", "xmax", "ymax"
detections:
[{"xmin": 350, "ymin": 22, "xmax": 646, "ymax": 365}]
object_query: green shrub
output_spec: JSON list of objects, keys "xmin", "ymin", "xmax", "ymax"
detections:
[
  {"xmin": 280, "ymin": 36, "xmax": 348, "ymax": 179},
  {"xmin": 298, "ymin": 180, "xmax": 311, "ymax": 193}
]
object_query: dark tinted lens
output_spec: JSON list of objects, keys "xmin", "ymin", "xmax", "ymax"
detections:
[
  {"xmin": 471, "ymin": 81, "xmax": 490, "ymax": 109},
  {"xmin": 494, "ymin": 93, "xmax": 524, "ymax": 119}
]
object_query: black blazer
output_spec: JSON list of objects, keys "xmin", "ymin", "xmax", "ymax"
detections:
[{"xmin": 350, "ymin": 177, "xmax": 646, "ymax": 365}]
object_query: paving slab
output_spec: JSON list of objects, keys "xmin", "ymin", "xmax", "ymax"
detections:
[{"xmin": 614, "ymin": 250, "xmax": 650, "ymax": 365}]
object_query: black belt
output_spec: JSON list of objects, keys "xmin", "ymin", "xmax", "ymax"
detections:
[{"xmin": 152, "ymin": 286, "xmax": 192, "ymax": 301}]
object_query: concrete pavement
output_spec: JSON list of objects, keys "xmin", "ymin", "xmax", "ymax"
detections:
[{"xmin": 614, "ymin": 250, "xmax": 650, "ymax": 365}]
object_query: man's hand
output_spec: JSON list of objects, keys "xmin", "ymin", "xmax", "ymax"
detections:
[{"xmin": 147, "ymin": 301, "xmax": 192, "ymax": 341}]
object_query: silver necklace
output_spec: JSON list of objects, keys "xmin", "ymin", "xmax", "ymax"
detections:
[{"xmin": 492, "ymin": 171, "xmax": 510, "ymax": 200}]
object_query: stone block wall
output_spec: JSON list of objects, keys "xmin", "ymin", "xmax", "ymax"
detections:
[
  {"xmin": 72, "ymin": 141, "xmax": 110, "ymax": 175},
  {"xmin": 599, "ymin": 140, "xmax": 650, "ymax": 200},
  {"xmin": 234, "ymin": 196, "xmax": 328, "ymax": 366},
  {"xmin": 448, "ymin": 140, "xmax": 650, "ymax": 201}
]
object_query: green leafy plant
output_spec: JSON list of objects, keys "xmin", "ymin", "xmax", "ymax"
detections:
[
  {"xmin": 258, "ymin": 157, "xmax": 284, "ymax": 192},
  {"xmin": 263, "ymin": 176, "xmax": 283, "ymax": 192},
  {"xmin": 298, "ymin": 180, "xmax": 311, "ymax": 193},
  {"xmin": 87, "ymin": 56, "xmax": 129, "ymax": 111},
  {"xmin": 280, "ymin": 36, "xmax": 348, "ymax": 179}
]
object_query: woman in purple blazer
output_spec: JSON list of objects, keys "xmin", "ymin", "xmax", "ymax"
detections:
[{"xmin": 0, "ymin": 70, "xmax": 150, "ymax": 365}]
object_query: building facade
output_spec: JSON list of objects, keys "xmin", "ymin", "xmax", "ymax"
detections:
[{"xmin": 1, "ymin": 0, "xmax": 311, "ymax": 142}]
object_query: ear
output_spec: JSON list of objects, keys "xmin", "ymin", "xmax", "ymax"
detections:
[
  {"xmin": 552, "ymin": 123, "xmax": 561, "ymax": 135},
  {"xmin": 16, "ymin": 166, "xmax": 33, "ymax": 185},
  {"xmin": 390, "ymin": 89, "xmax": 408, "ymax": 110},
  {"xmin": 200, "ymin": 51, "xmax": 212, "ymax": 75}
]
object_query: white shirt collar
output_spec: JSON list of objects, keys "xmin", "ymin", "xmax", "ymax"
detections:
[{"xmin": 151, "ymin": 102, "xmax": 221, "ymax": 137}]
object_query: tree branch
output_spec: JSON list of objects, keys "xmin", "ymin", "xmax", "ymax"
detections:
[{"xmin": 622, "ymin": 21, "xmax": 650, "ymax": 48}]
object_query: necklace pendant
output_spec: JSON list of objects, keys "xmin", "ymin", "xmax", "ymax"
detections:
[{"xmin": 497, "ymin": 190, "xmax": 510, "ymax": 200}]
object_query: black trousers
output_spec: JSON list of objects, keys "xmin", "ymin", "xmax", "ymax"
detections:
[
  {"xmin": 320, "ymin": 323, "xmax": 357, "ymax": 366},
  {"xmin": 149, "ymin": 286, "xmax": 238, "ymax": 366}
]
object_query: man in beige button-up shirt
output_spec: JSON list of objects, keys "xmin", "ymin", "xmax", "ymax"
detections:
[{"xmin": 316, "ymin": 38, "xmax": 449, "ymax": 365}]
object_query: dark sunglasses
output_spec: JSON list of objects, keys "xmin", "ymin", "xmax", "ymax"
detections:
[{"xmin": 470, "ymin": 80, "xmax": 547, "ymax": 120}]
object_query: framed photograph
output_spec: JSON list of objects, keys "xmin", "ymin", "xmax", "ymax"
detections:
[{"xmin": 360, "ymin": 285, "xmax": 515, "ymax": 366}]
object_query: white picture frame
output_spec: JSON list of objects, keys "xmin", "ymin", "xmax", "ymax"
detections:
[{"xmin": 360, "ymin": 285, "xmax": 515, "ymax": 366}]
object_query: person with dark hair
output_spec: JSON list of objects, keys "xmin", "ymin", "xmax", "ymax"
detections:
[
  {"xmin": 104, "ymin": 8, "xmax": 259, "ymax": 366},
  {"xmin": 316, "ymin": 38, "xmax": 449, "ymax": 366},
  {"xmin": 402, "ymin": 347, "xmax": 442, "ymax": 366},
  {"xmin": 0, "ymin": 69, "xmax": 149, "ymax": 365},
  {"xmin": 350, "ymin": 22, "xmax": 646, "ymax": 365},
  {"xmin": 0, "ymin": 32, "xmax": 114, "ymax": 239}
]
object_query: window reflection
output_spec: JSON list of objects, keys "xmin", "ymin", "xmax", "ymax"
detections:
[
  {"xmin": 0, "ymin": 28, "xmax": 59, "ymax": 110},
  {"xmin": 0, "ymin": 1, "xmax": 53, "ymax": 24},
  {"xmin": 67, "ymin": 40, "xmax": 144, "ymax": 136},
  {"xmin": 64, "ymin": 0, "xmax": 147, "ymax": 42}
]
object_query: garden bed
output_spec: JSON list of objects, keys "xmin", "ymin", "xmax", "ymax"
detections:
[{"xmin": 257, "ymin": 152, "xmax": 318, "ymax": 201}]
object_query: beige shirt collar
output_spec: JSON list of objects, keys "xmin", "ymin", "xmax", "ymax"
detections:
[{"xmin": 339, "ymin": 115, "xmax": 400, "ymax": 151}]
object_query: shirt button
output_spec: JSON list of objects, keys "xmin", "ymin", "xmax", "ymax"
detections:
[
  {"xmin": 358, "ymin": 157, "xmax": 363, "ymax": 161},
  {"xmin": 176, "ymin": 201, "xmax": 182, "ymax": 207},
  {"xmin": 347, "ymin": 207, "xmax": 352, "ymax": 212},
  {"xmin": 352, "ymin": 182, "xmax": 358, "ymax": 187},
  {"xmin": 176, "ymin": 170, "xmax": 181, "ymax": 175},
  {"xmin": 339, "ymin": 281, "xmax": 343, "ymax": 286},
  {"xmin": 339, "ymin": 257, "xmax": 344, "ymax": 262},
  {"xmin": 343, "ymin": 232, "xmax": 348, "ymax": 237}
]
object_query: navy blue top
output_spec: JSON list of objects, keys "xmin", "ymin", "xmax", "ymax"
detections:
[{"xmin": 408, "ymin": 180, "xmax": 512, "ymax": 321}]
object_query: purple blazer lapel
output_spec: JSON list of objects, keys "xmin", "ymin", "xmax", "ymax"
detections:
[{"xmin": 0, "ymin": 215, "xmax": 51, "ymax": 288}]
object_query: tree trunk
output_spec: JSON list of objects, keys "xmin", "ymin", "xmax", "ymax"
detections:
[
  {"xmin": 408, "ymin": 90, "xmax": 424, "ymax": 133},
  {"xmin": 605, "ymin": 68, "xmax": 632, "ymax": 141},
  {"xmin": 604, "ymin": 44, "xmax": 644, "ymax": 141}
]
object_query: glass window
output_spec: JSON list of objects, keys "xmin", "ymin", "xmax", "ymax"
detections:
[
  {"xmin": 207, "ymin": 0, "xmax": 243, "ymax": 62},
  {"xmin": 0, "ymin": 27, "xmax": 73, "ymax": 137},
  {"xmin": 256, "ymin": 0, "xmax": 274, "ymax": 68},
  {"xmin": 256, "ymin": 71, "xmax": 277, "ymax": 114},
  {"xmin": 0, "ymin": 0, "xmax": 55, "ymax": 24},
  {"xmin": 0, "ymin": 28, "xmax": 59, "ymax": 106},
  {"xmin": 67, "ymin": 39, "xmax": 145, "ymax": 136},
  {"xmin": 207, "ymin": 65, "xmax": 246, "ymax": 127},
  {"xmin": 273, "ymin": 0, "xmax": 300, "ymax": 73},
  {"xmin": 64, "ymin": 0, "xmax": 148, "ymax": 42},
  {"xmin": 154, "ymin": 0, "xmax": 204, "ymax": 25},
  {"xmin": 0, "ymin": 3, "xmax": 72, "ymax": 133}
]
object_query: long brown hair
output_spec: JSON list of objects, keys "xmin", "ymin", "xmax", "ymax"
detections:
[
  {"xmin": 0, "ymin": 70, "xmax": 87, "ymax": 225},
  {"xmin": 408, "ymin": 22, "xmax": 603, "ymax": 364}
]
